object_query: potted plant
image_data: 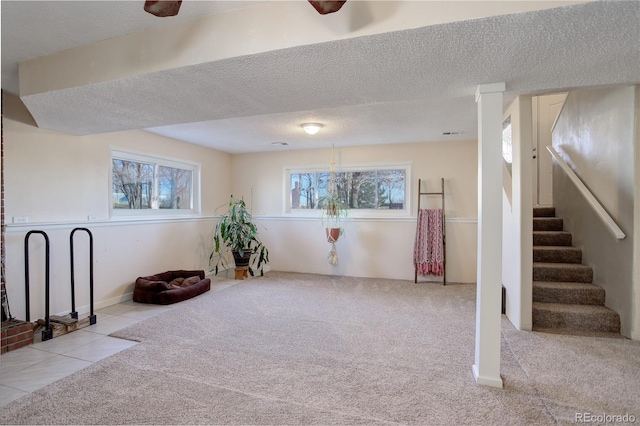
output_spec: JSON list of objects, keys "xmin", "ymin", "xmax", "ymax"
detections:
[
  {"xmin": 319, "ymin": 190, "xmax": 348, "ymax": 243},
  {"xmin": 210, "ymin": 195, "xmax": 269, "ymax": 277}
]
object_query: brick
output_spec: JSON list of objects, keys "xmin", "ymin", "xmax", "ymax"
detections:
[
  {"xmin": 1, "ymin": 320, "xmax": 34, "ymax": 336},
  {"xmin": 6, "ymin": 340, "xmax": 32, "ymax": 352},
  {"xmin": 15, "ymin": 324, "xmax": 32, "ymax": 333},
  {"xmin": 1, "ymin": 319, "xmax": 35, "ymax": 353},
  {"xmin": 7, "ymin": 331, "xmax": 33, "ymax": 345}
]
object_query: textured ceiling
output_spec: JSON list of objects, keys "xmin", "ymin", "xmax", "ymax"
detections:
[{"xmin": 2, "ymin": 1, "xmax": 640, "ymax": 153}]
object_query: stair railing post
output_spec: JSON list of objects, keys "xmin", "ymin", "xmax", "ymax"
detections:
[{"xmin": 473, "ymin": 82, "xmax": 505, "ymax": 388}]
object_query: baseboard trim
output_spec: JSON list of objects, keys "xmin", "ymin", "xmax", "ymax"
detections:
[
  {"xmin": 472, "ymin": 364, "xmax": 503, "ymax": 388},
  {"xmin": 54, "ymin": 292, "xmax": 133, "ymax": 317}
]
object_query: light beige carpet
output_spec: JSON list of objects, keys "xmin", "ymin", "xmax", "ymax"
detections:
[{"xmin": 1, "ymin": 271, "xmax": 638, "ymax": 425}]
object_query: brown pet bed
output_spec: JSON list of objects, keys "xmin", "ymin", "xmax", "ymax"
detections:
[{"xmin": 133, "ymin": 270, "xmax": 211, "ymax": 305}]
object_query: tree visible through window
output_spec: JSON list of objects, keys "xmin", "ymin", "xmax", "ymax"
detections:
[
  {"xmin": 112, "ymin": 159, "xmax": 154, "ymax": 209},
  {"xmin": 111, "ymin": 151, "xmax": 197, "ymax": 213},
  {"xmin": 290, "ymin": 168, "xmax": 406, "ymax": 210},
  {"xmin": 158, "ymin": 166, "xmax": 192, "ymax": 209}
]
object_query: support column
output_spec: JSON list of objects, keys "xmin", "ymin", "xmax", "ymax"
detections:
[{"xmin": 473, "ymin": 82, "xmax": 505, "ymax": 388}]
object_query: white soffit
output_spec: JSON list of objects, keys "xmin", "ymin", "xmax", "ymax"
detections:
[
  {"xmin": 6, "ymin": 1, "xmax": 640, "ymax": 153},
  {"xmin": 17, "ymin": 1, "xmax": 587, "ymax": 95}
]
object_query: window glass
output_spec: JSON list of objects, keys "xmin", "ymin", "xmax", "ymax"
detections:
[
  {"xmin": 378, "ymin": 169, "xmax": 405, "ymax": 209},
  {"xmin": 502, "ymin": 116, "xmax": 513, "ymax": 165},
  {"xmin": 158, "ymin": 166, "xmax": 192, "ymax": 210},
  {"xmin": 289, "ymin": 167, "xmax": 407, "ymax": 212},
  {"xmin": 290, "ymin": 173, "xmax": 316, "ymax": 209},
  {"xmin": 111, "ymin": 149, "xmax": 199, "ymax": 216},
  {"xmin": 112, "ymin": 159, "xmax": 154, "ymax": 209}
]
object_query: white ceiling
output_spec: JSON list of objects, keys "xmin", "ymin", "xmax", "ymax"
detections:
[{"xmin": 2, "ymin": 1, "xmax": 639, "ymax": 154}]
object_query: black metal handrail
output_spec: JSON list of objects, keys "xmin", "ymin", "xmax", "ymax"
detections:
[{"xmin": 24, "ymin": 230, "xmax": 52, "ymax": 340}]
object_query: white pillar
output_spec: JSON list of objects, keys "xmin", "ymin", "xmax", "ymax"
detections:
[{"xmin": 473, "ymin": 82, "xmax": 505, "ymax": 388}]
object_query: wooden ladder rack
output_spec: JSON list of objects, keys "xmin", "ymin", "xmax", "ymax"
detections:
[{"xmin": 414, "ymin": 178, "xmax": 446, "ymax": 285}]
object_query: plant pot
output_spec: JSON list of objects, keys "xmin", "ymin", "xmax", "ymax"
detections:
[
  {"xmin": 326, "ymin": 228, "xmax": 341, "ymax": 243},
  {"xmin": 232, "ymin": 250, "xmax": 252, "ymax": 268}
]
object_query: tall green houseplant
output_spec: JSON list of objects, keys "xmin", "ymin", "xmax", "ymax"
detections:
[{"xmin": 210, "ymin": 195, "xmax": 269, "ymax": 276}]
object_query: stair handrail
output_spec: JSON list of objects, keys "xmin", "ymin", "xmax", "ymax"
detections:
[{"xmin": 546, "ymin": 145, "xmax": 625, "ymax": 240}]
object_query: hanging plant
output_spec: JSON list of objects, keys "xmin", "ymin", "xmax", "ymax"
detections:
[
  {"xmin": 319, "ymin": 191, "xmax": 347, "ymax": 242},
  {"xmin": 319, "ymin": 145, "xmax": 348, "ymax": 265}
]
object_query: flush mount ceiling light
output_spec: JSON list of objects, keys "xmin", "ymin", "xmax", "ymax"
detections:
[{"xmin": 302, "ymin": 123, "xmax": 323, "ymax": 135}]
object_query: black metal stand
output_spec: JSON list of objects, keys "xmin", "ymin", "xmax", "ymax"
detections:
[
  {"xmin": 24, "ymin": 230, "xmax": 53, "ymax": 341},
  {"xmin": 70, "ymin": 228, "xmax": 96, "ymax": 325}
]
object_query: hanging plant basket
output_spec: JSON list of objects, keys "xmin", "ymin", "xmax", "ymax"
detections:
[
  {"xmin": 319, "ymin": 145, "xmax": 348, "ymax": 266},
  {"xmin": 326, "ymin": 227, "xmax": 341, "ymax": 243}
]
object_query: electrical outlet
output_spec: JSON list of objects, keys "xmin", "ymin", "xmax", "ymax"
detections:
[
  {"xmin": 88, "ymin": 215, "xmax": 98, "ymax": 221},
  {"xmin": 13, "ymin": 216, "xmax": 29, "ymax": 224}
]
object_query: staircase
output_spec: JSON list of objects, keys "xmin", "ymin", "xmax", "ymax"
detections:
[{"xmin": 532, "ymin": 207, "xmax": 621, "ymax": 335}]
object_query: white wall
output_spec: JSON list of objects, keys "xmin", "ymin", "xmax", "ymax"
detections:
[
  {"xmin": 552, "ymin": 86, "xmax": 637, "ymax": 339},
  {"xmin": 3, "ymin": 93, "xmax": 480, "ymax": 324},
  {"xmin": 3, "ymin": 93, "xmax": 231, "ymax": 321},
  {"xmin": 229, "ymin": 141, "xmax": 478, "ymax": 282},
  {"xmin": 501, "ymin": 96, "xmax": 533, "ymax": 331},
  {"xmin": 6, "ymin": 219, "xmax": 217, "ymax": 321}
]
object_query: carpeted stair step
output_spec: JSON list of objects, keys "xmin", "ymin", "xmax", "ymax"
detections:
[
  {"xmin": 533, "ymin": 281, "xmax": 605, "ymax": 305},
  {"xmin": 530, "ymin": 327, "xmax": 625, "ymax": 338},
  {"xmin": 533, "ymin": 207, "xmax": 556, "ymax": 217},
  {"xmin": 532, "ymin": 302, "xmax": 620, "ymax": 333},
  {"xmin": 533, "ymin": 246, "xmax": 582, "ymax": 263},
  {"xmin": 533, "ymin": 231, "xmax": 572, "ymax": 246},
  {"xmin": 533, "ymin": 217, "xmax": 563, "ymax": 231},
  {"xmin": 533, "ymin": 262, "xmax": 593, "ymax": 283}
]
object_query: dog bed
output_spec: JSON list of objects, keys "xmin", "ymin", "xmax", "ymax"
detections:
[{"xmin": 133, "ymin": 269, "xmax": 211, "ymax": 305}]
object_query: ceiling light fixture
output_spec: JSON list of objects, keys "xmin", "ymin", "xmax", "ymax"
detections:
[{"xmin": 302, "ymin": 123, "xmax": 323, "ymax": 135}]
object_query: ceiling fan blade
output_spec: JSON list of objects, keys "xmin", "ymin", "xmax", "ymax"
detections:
[
  {"xmin": 308, "ymin": 1, "xmax": 347, "ymax": 15},
  {"xmin": 144, "ymin": 0, "xmax": 182, "ymax": 17}
]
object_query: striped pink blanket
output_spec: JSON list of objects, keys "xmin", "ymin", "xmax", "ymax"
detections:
[{"xmin": 413, "ymin": 208, "xmax": 444, "ymax": 276}]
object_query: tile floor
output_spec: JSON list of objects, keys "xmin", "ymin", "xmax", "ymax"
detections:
[{"xmin": 0, "ymin": 277, "xmax": 236, "ymax": 408}]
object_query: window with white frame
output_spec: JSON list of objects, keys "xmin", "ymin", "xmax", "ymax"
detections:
[
  {"xmin": 502, "ymin": 116, "xmax": 513, "ymax": 165},
  {"xmin": 111, "ymin": 149, "xmax": 200, "ymax": 216},
  {"xmin": 287, "ymin": 164, "xmax": 409, "ymax": 214}
]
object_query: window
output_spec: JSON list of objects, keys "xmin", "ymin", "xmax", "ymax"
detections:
[
  {"xmin": 502, "ymin": 116, "xmax": 513, "ymax": 165},
  {"xmin": 288, "ymin": 165, "xmax": 409, "ymax": 215},
  {"xmin": 111, "ymin": 149, "xmax": 200, "ymax": 216}
]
